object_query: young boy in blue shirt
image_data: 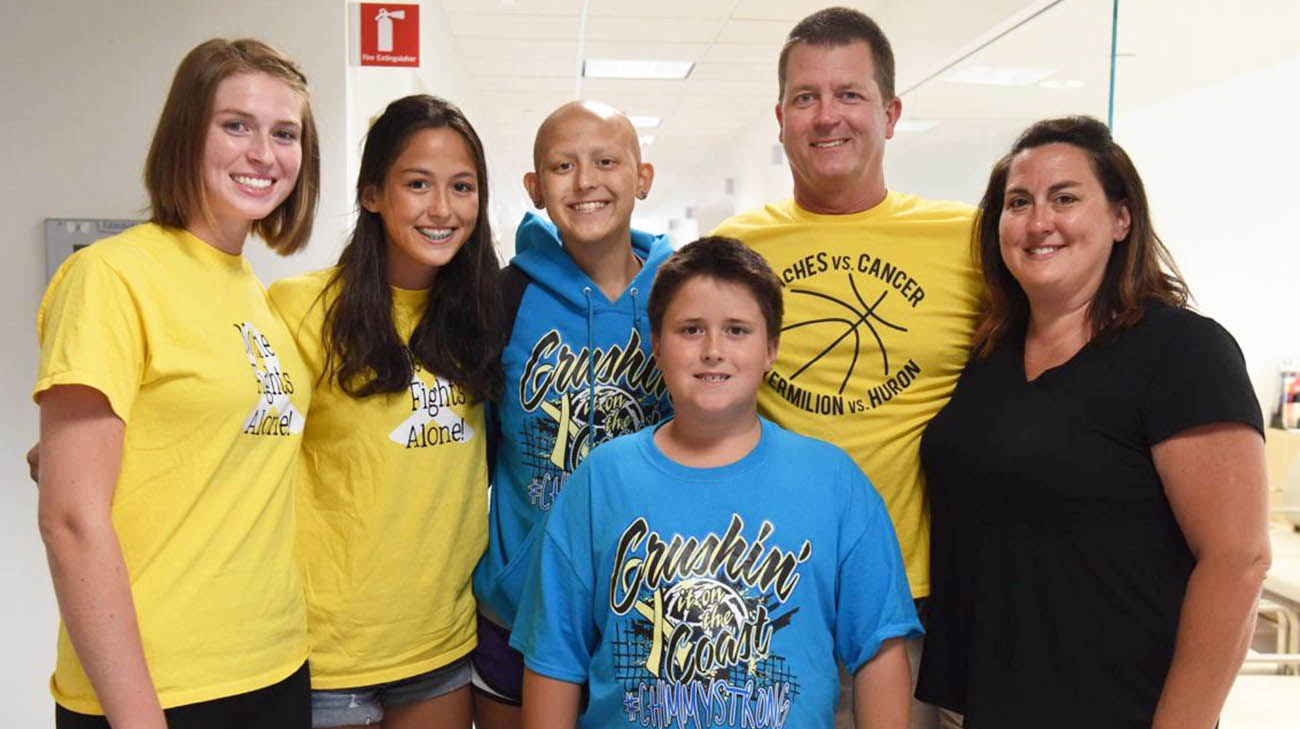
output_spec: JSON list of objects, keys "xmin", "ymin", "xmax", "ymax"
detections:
[
  {"xmin": 471, "ymin": 101, "xmax": 675, "ymax": 727},
  {"xmin": 512, "ymin": 237, "xmax": 921, "ymax": 729}
]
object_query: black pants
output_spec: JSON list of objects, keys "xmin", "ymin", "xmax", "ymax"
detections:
[{"xmin": 56, "ymin": 662, "xmax": 309, "ymax": 729}]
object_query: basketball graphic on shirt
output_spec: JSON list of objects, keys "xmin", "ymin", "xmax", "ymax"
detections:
[
  {"xmin": 560, "ymin": 385, "xmax": 646, "ymax": 470},
  {"xmin": 782, "ymin": 274, "xmax": 908, "ymax": 394},
  {"xmin": 609, "ymin": 514, "xmax": 810, "ymax": 727},
  {"xmin": 517, "ymin": 328, "xmax": 672, "ymax": 510},
  {"xmin": 662, "ymin": 577, "xmax": 750, "ymax": 639},
  {"xmin": 759, "ymin": 245, "xmax": 946, "ymax": 417}
]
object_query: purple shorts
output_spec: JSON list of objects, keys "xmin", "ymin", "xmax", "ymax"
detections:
[{"xmin": 470, "ymin": 612, "xmax": 523, "ymax": 705}]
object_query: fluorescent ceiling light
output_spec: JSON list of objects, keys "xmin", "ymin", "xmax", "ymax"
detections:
[
  {"xmin": 943, "ymin": 65, "xmax": 1056, "ymax": 86},
  {"xmin": 1039, "ymin": 79, "xmax": 1085, "ymax": 89},
  {"xmin": 628, "ymin": 115, "xmax": 663, "ymax": 128},
  {"xmin": 895, "ymin": 119, "xmax": 939, "ymax": 133},
  {"xmin": 639, "ymin": 135, "xmax": 655, "ymax": 146},
  {"xmin": 583, "ymin": 58, "xmax": 694, "ymax": 80}
]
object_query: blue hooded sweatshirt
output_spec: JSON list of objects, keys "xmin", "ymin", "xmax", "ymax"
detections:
[{"xmin": 473, "ymin": 212, "xmax": 675, "ymax": 628}]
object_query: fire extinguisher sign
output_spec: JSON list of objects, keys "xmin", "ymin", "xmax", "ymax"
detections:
[{"xmin": 350, "ymin": 3, "xmax": 420, "ymax": 67}]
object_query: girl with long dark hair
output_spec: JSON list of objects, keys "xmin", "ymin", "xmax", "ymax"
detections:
[{"xmin": 268, "ymin": 94, "xmax": 501, "ymax": 729}]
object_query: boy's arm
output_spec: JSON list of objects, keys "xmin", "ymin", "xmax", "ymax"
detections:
[
  {"xmin": 522, "ymin": 668, "xmax": 582, "ymax": 729},
  {"xmin": 833, "ymin": 453, "xmax": 922, "ymax": 729},
  {"xmin": 853, "ymin": 638, "xmax": 910, "ymax": 729}
]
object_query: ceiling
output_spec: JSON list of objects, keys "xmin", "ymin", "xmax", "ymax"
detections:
[
  {"xmin": 436, "ymin": 0, "xmax": 1047, "ymax": 222},
  {"xmin": 431, "ymin": 0, "xmax": 1300, "ymax": 228}
]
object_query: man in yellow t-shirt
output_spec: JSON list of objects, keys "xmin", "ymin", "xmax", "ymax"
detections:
[{"xmin": 712, "ymin": 10, "xmax": 982, "ymax": 728}]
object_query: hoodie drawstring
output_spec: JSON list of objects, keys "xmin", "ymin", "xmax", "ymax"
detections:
[
  {"xmin": 583, "ymin": 286, "xmax": 597, "ymax": 448},
  {"xmin": 629, "ymin": 287, "xmax": 642, "ymax": 339}
]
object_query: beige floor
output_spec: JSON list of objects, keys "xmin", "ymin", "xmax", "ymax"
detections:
[
  {"xmin": 1221, "ymin": 674, "xmax": 1300, "ymax": 728},
  {"xmin": 828, "ymin": 612, "xmax": 1299, "ymax": 729}
]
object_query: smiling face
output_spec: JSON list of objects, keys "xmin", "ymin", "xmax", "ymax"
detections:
[
  {"xmin": 998, "ymin": 142, "xmax": 1132, "ymax": 308},
  {"xmin": 653, "ymin": 276, "xmax": 777, "ymax": 429},
  {"xmin": 361, "ymin": 126, "xmax": 480, "ymax": 290},
  {"xmin": 525, "ymin": 103, "xmax": 654, "ymax": 250},
  {"xmin": 195, "ymin": 72, "xmax": 304, "ymax": 251},
  {"xmin": 776, "ymin": 41, "xmax": 900, "ymax": 214}
]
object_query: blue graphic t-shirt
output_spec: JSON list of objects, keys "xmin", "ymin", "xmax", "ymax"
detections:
[
  {"xmin": 473, "ymin": 212, "xmax": 675, "ymax": 627},
  {"xmin": 512, "ymin": 418, "xmax": 922, "ymax": 729}
]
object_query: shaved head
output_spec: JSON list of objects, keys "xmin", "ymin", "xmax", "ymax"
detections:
[
  {"xmin": 523, "ymin": 98, "xmax": 655, "ymax": 253},
  {"xmin": 532, "ymin": 100, "xmax": 641, "ymax": 171}
]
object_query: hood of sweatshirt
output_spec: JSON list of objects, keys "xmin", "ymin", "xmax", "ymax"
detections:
[
  {"xmin": 511, "ymin": 210, "xmax": 670, "ymax": 312},
  {"xmin": 472, "ymin": 211, "xmax": 675, "ymax": 627}
]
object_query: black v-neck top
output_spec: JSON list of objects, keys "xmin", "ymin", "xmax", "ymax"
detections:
[{"xmin": 916, "ymin": 303, "xmax": 1262, "ymax": 729}]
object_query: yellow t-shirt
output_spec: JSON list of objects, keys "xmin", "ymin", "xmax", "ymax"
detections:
[
  {"xmin": 34, "ymin": 223, "xmax": 310, "ymax": 714},
  {"xmin": 268, "ymin": 268, "xmax": 486, "ymax": 688},
  {"xmin": 713, "ymin": 192, "xmax": 983, "ymax": 598}
]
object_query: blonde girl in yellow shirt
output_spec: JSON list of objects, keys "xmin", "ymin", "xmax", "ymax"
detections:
[
  {"xmin": 268, "ymin": 95, "xmax": 501, "ymax": 729},
  {"xmin": 35, "ymin": 39, "xmax": 320, "ymax": 729}
]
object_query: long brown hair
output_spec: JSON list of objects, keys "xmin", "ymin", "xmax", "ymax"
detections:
[
  {"xmin": 144, "ymin": 38, "xmax": 320, "ymax": 254},
  {"xmin": 972, "ymin": 116, "xmax": 1189, "ymax": 357},
  {"xmin": 321, "ymin": 95, "xmax": 502, "ymax": 401}
]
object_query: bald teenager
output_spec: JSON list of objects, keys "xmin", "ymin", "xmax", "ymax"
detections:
[{"xmin": 470, "ymin": 100, "xmax": 674, "ymax": 729}]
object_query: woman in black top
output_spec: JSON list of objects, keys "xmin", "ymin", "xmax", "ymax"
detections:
[{"xmin": 916, "ymin": 116, "xmax": 1268, "ymax": 729}]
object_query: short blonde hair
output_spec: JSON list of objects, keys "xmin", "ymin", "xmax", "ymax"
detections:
[{"xmin": 144, "ymin": 38, "xmax": 319, "ymax": 254}]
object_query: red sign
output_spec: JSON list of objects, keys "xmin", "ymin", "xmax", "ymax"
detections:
[{"xmin": 358, "ymin": 3, "xmax": 419, "ymax": 67}]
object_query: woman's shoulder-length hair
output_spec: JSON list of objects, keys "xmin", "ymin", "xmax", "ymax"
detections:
[
  {"xmin": 972, "ymin": 115, "xmax": 1189, "ymax": 357},
  {"xmin": 144, "ymin": 37, "xmax": 320, "ymax": 254}
]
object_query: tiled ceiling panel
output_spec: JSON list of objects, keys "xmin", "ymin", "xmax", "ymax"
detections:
[
  {"xmin": 440, "ymin": 0, "xmax": 583, "ymax": 15},
  {"xmin": 712, "ymin": 18, "xmax": 795, "ymax": 44},
  {"xmin": 587, "ymin": 0, "xmax": 742, "ymax": 19},
  {"xmin": 447, "ymin": 14, "xmax": 583, "ymax": 40},
  {"xmin": 729, "ymin": 0, "xmax": 887, "ymax": 21},
  {"xmin": 583, "ymin": 16, "xmax": 727, "ymax": 43},
  {"xmin": 434, "ymin": 0, "xmax": 1123, "ymax": 229}
]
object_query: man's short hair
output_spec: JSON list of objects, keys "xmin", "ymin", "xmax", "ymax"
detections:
[
  {"xmin": 777, "ymin": 6, "xmax": 896, "ymax": 102},
  {"xmin": 649, "ymin": 237, "xmax": 784, "ymax": 343}
]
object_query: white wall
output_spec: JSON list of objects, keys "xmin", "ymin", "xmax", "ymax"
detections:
[
  {"xmin": 0, "ymin": 1, "xmax": 481, "ymax": 724},
  {"xmin": 1116, "ymin": 53, "xmax": 1300, "ymax": 414}
]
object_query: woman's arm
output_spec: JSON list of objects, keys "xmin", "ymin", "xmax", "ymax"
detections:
[
  {"xmin": 521, "ymin": 667, "xmax": 581, "ymax": 729},
  {"xmin": 1150, "ymin": 422, "xmax": 1269, "ymax": 729},
  {"xmin": 853, "ymin": 637, "xmax": 911, "ymax": 729},
  {"xmin": 38, "ymin": 385, "xmax": 166, "ymax": 729}
]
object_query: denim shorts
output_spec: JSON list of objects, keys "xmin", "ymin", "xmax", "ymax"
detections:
[{"xmin": 311, "ymin": 656, "xmax": 472, "ymax": 727}]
